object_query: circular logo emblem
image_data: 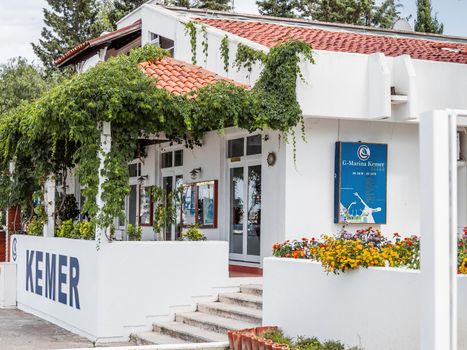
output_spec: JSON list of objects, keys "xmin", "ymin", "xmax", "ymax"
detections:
[
  {"xmin": 357, "ymin": 145, "xmax": 371, "ymax": 161},
  {"xmin": 11, "ymin": 237, "xmax": 17, "ymax": 262}
]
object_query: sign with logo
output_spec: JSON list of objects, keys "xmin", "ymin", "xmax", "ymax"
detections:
[
  {"xmin": 334, "ymin": 142, "xmax": 387, "ymax": 224},
  {"xmin": 11, "ymin": 237, "xmax": 17, "ymax": 261}
]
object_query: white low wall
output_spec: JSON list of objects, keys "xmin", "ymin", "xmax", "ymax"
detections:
[
  {"xmin": 263, "ymin": 257, "xmax": 467, "ymax": 350},
  {"xmin": 11, "ymin": 235, "xmax": 230, "ymax": 342}
]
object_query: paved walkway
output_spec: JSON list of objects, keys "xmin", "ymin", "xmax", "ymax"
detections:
[{"xmin": 0, "ymin": 308, "xmax": 129, "ymax": 349}]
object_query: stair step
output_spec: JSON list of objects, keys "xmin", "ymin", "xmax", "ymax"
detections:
[
  {"xmin": 153, "ymin": 321, "xmax": 228, "ymax": 343},
  {"xmin": 198, "ymin": 302, "xmax": 262, "ymax": 324},
  {"xmin": 134, "ymin": 331, "xmax": 189, "ymax": 345},
  {"xmin": 240, "ymin": 284, "xmax": 263, "ymax": 296},
  {"xmin": 176, "ymin": 311, "xmax": 260, "ymax": 334},
  {"xmin": 218, "ymin": 292, "xmax": 263, "ymax": 310}
]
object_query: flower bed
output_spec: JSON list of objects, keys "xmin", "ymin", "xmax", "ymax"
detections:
[{"xmin": 272, "ymin": 227, "xmax": 427, "ymax": 274}]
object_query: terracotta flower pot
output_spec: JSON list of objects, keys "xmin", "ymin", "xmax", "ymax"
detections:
[
  {"xmin": 231, "ymin": 331, "xmax": 242, "ymax": 350},
  {"xmin": 257, "ymin": 338, "xmax": 267, "ymax": 350},
  {"xmin": 265, "ymin": 339, "xmax": 274, "ymax": 350},
  {"xmin": 251, "ymin": 335, "xmax": 260, "ymax": 350},
  {"xmin": 255, "ymin": 326, "xmax": 278, "ymax": 337},
  {"xmin": 241, "ymin": 333, "xmax": 254, "ymax": 350},
  {"xmin": 228, "ymin": 330, "xmax": 235, "ymax": 350}
]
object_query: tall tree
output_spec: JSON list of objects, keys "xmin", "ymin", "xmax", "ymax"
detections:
[
  {"xmin": 256, "ymin": 0, "xmax": 297, "ymax": 18},
  {"xmin": 32, "ymin": 0, "xmax": 101, "ymax": 70},
  {"xmin": 107, "ymin": 0, "xmax": 147, "ymax": 27},
  {"xmin": 372, "ymin": 0, "xmax": 402, "ymax": 28},
  {"xmin": 0, "ymin": 58, "xmax": 48, "ymax": 115},
  {"xmin": 195, "ymin": 0, "xmax": 231, "ymax": 11},
  {"xmin": 414, "ymin": 0, "xmax": 443, "ymax": 34}
]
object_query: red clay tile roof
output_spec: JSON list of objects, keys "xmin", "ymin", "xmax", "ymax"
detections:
[
  {"xmin": 198, "ymin": 18, "xmax": 467, "ymax": 65},
  {"xmin": 54, "ymin": 20, "xmax": 142, "ymax": 66},
  {"xmin": 139, "ymin": 57, "xmax": 248, "ymax": 95}
]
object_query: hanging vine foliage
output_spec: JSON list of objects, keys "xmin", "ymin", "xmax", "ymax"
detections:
[
  {"xmin": 201, "ymin": 25, "xmax": 209, "ymax": 65},
  {"xmin": 0, "ymin": 39, "xmax": 314, "ymax": 232},
  {"xmin": 220, "ymin": 35, "xmax": 230, "ymax": 73},
  {"xmin": 183, "ymin": 21, "xmax": 198, "ymax": 64}
]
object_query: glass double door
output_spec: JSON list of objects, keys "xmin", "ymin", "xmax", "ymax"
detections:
[{"xmin": 229, "ymin": 163, "xmax": 262, "ymax": 263}]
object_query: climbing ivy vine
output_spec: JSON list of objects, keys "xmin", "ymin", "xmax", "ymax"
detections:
[
  {"xmin": 183, "ymin": 21, "xmax": 198, "ymax": 64},
  {"xmin": 201, "ymin": 25, "xmax": 209, "ymax": 65},
  {"xmin": 0, "ymin": 39, "xmax": 314, "ymax": 236},
  {"xmin": 234, "ymin": 43, "xmax": 267, "ymax": 77},
  {"xmin": 220, "ymin": 35, "xmax": 230, "ymax": 72}
]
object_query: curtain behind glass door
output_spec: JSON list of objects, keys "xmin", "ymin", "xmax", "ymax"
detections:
[{"xmin": 230, "ymin": 167, "xmax": 244, "ymax": 254}]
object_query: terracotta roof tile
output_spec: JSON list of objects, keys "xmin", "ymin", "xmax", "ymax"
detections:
[
  {"xmin": 139, "ymin": 57, "xmax": 249, "ymax": 95},
  {"xmin": 197, "ymin": 18, "xmax": 467, "ymax": 65}
]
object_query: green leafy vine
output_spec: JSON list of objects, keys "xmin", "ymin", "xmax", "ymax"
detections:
[
  {"xmin": 0, "ymin": 40, "xmax": 314, "ymax": 235},
  {"xmin": 201, "ymin": 25, "xmax": 208, "ymax": 65},
  {"xmin": 184, "ymin": 21, "xmax": 197, "ymax": 65},
  {"xmin": 220, "ymin": 35, "xmax": 230, "ymax": 73},
  {"xmin": 234, "ymin": 43, "xmax": 267, "ymax": 77}
]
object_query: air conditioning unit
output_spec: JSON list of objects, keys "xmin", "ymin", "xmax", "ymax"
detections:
[{"xmin": 0, "ymin": 263, "xmax": 16, "ymax": 309}]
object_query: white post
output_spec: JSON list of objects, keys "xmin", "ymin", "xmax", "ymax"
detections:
[
  {"xmin": 420, "ymin": 110, "xmax": 457, "ymax": 350},
  {"xmin": 43, "ymin": 176, "xmax": 56, "ymax": 237},
  {"xmin": 95, "ymin": 121, "xmax": 111, "ymax": 244}
]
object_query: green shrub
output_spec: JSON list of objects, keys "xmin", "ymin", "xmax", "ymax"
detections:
[
  {"xmin": 181, "ymin": 225, "xmax": 207, "ymax": 241},
  {"xmin": 28, "ymin": 205, "xmax": 47, "ymax": 236},
  {"xmin": 28, "ymin": 217, "xmax": 44, "ymax": 236},
  {"xmin": 78, "ymin": 220, "xmax": 94, "ymax": 240},
  {"xmin": 263, "ymin": 330, "xmax": 293, "ymax": 347},
  {"xmin": 262, "ymin": 330, "xmax": 360, "ymax": 350},
  {"xmin": 56, "ymin": 219, "xmax": 77, "ymax": 238},
  {"xmin": 127, "ymin": 224, "xmax": 142, "ymax": 241}
]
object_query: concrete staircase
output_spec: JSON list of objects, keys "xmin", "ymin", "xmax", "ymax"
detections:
[{"xmin": 134, "ymin": 284, "xmax": 263, "ymax": 346}]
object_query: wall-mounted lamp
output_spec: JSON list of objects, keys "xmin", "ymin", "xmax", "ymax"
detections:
[
  {"xmin": 190, "ymin": 167, "xmax": 202, "ymax": 180},
  {"xmin": 137, "ymin": 175, "xmax": 148, "ymax": 184}
]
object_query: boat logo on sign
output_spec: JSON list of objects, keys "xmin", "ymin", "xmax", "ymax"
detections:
[
  {"xmin": 12, "ymin": 238, "xmax": 17, "ymax": 261},
  {"xmin": 357, "ymin": 145, "xmax": 370, "ymax": 161}
]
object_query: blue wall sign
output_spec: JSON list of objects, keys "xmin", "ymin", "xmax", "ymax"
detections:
[
  {"xmin": 25, "ymin": 249, "xmax": 81, "ymax": 309},
  {"xmin": 334, "ymin": 142, "xmax": 388, "ymax": 224}
]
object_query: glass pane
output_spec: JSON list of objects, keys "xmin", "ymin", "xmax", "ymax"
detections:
[
  {"xmin": 161, "ymin": 152, "xmax": 173, "ymax": 168},
  {"xmin": 139, "ymin": 187, "xmax": 151, "ymax": 225},
  {"xmin": 128, "ymin": 185, "xmax": 137, "ymax": 226},
  {"xmin": 247, "ymin": 135, "xmax": 262, "ymax": 155},
  {"xmin": 228, "ymin": 138, "xmax": 244, "ymax": 158},
  {"xmin": 197, "ymin": 181, "xmax": 215, "ymax": 227},
  {"xmin": 174, "ymin": 150, "xmax": 183, "ymax": 167},
  {"xmin": 128, "ymin": 163, "xmax": 138, "ymax": 177},
  {"xmin": 163, "ymin": 177, "xmax": 173, "ymax": 240},
  {"xmin": 230, "ymin": 168, "xmax": 244, "ymax": 254},
  {"xmin": 247, "ymin": 165, "xmax": 261, "ymax": 256},
  {"xmin": 182, "ymin": 185, "xmax": 196, "ymax": 227},
  {"xmin": 175, "ymin": 175, "xmax": 183, "ymax": 239}
]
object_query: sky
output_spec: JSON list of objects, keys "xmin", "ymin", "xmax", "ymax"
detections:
[{"xmin": 0, "ymin": 0, "xmax": 466, "ymax": 65}]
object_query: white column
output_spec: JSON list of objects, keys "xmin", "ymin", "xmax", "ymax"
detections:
[
  {"xmin": 420, "ymin": 110, "xmax": 457, "ymax": 350},
  {"xmin": 95, "ymin": 121, "xmax": 111, "ymax": 244},
  {"xmin": 43, "ymin": 175, "xmax": 56, "ymax": 237}
]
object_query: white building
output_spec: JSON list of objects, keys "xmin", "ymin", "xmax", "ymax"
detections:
[{"xmin": 55, "ymin": 2, "xmax": 467, "ymax": 268}]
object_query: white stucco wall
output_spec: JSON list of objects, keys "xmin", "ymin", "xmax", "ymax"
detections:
[
  {"xmin": 284, "ymin": 118, "xmax": 419, "ymax": 239},
  {"xmin": 11, "ymin": 235, "xmax": 230, "ymax": 341},
  {"xmin": 263, "ymin": 258, "xmax": 467, "ymax": 350}
]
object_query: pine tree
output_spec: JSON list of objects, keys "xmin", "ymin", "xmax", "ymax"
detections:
[
  {"xmin": 107, "ymin": 0, "xmax": 147, "ymax": 27},
  {"xmin": 414, "ymin": 0, "xmax": 443, "ymax": 34},
  {"xmin": 256, "ymin": 0, "xmax": 297, "ymax": 18},
  {"xmin": 32, "ymin": 0, "xmax": 101, "ymax": 70}
]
